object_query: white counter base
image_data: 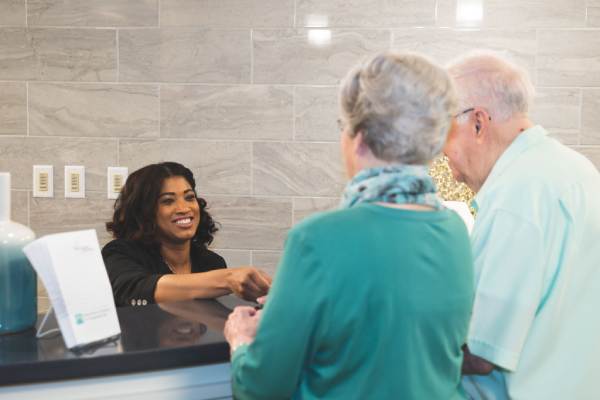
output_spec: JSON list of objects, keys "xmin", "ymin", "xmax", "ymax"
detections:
[{"xmin": 0, "ymin": 362, "xmax": 232, "ymax": 400}]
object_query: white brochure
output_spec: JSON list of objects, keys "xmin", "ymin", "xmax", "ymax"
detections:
[{"xmin": 23, "ymin": 229, "xmax": 121, "ymax": 349}]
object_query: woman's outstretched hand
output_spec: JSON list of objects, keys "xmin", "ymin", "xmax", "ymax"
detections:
[{"xmin": 227, "ymin": 267, "xmax": 272, "ymax": 301}]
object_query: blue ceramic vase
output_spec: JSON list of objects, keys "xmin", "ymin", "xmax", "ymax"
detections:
[{"xmin": 0, "ymin": 173, "xmax": 37, "ymax": 335}]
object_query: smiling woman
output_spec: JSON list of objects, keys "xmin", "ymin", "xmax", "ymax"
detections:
[{"xmin": 102, "ymin": 162, "xmax": 271, "ymax": 307}]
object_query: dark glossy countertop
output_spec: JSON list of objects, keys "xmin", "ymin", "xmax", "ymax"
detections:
[{"xmin": 0, "ymin": 297, "xmax": 244, "ymax": 386}]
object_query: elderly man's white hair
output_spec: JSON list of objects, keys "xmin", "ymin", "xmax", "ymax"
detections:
[{"xmin": 446, "ymin": 51, "xmax": 535, "ymax": 123}]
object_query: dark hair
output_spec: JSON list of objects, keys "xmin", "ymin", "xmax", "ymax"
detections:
[{"xmin": 106, "ymin": 162, "xmax": 218, "ymax": 248}]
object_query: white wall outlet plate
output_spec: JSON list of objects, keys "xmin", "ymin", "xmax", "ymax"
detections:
[
  {"xmin": 64, "ymin": 166, "xmax": 85, "ymax": 199},
  {"xmin": 33, "ymin": 165, "xmax": 54, "ymax": 198},
  {"xmin": 107, "ymin": 167, "xmax": 128, "ymax": 200}
]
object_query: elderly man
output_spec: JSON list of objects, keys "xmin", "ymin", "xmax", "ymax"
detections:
[{"xmin": 444, "ymin": 51, "xmax": 600, "ymax": 399}]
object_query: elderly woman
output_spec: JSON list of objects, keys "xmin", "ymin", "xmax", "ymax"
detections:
[
  {"xmin": 102, "ymin": 162, "xmax": 271, "ymax": 307},
  {"xmin": 224, "ymin": 53, "xmax": 474, "ymax": 399}
]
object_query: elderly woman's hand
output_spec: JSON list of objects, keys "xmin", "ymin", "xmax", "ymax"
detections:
[
  {"xmin": 227, "ymin": 267, "xmax": 272, "ymax": 301},
  {"xmin": 224, "ymin": 306, "xmax": 262, "ymax": 354}
]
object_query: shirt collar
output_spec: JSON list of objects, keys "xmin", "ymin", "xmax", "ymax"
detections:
[{"xmin": 472, "ymin": 125, "xmax": 548, "ymax": 211}]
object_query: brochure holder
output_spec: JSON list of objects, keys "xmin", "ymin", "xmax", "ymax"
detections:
[{"xmin": 23, "ymin": 230, "xmax": 121, "ymax": 350}]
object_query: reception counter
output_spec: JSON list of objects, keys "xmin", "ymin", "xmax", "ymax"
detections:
[{"xmin": 0, "ymin": 297, "xmax": 242, "ymax": 399}]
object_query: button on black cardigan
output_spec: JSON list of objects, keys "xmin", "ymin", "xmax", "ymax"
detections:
[{"xmin": 102, "ymin": 239, "xmax": 226, "ymax": 307}]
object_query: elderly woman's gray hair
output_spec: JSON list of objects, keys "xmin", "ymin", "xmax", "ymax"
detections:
[{"xmin": 339, "ymin": 52, "xmax": 457, "ymax": 165}]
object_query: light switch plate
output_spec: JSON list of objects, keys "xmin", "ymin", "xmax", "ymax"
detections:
[
  {"xmin": 64, "ymin": 166, "xmax": 85, "ymax": 198},
  {"xmin": 107, "ymin": 167, "xmax": 128, "ymax": 199},
  {"xmin": 33, "ymin": 165, "xmax": 54, "ymax": 198}
]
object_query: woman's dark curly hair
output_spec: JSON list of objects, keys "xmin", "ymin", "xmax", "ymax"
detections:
[{"xmin": 106, "ymin": 162, "xmax": 218, "ymax": 248}]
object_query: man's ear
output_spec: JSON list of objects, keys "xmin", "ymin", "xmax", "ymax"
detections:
[{"xmin": 474, "ymin": 110, "xmax": 490, "ymax": 141}]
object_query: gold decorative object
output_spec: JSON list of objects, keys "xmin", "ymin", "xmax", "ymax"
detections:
[{"xmin": 429, "ymin": 156, "xmax": 475, "ymax": 205}]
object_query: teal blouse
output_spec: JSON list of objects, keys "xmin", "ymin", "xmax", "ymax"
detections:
[{"xmin": 231, "ymin": 203, "xmax": 474, "ymax": 399}]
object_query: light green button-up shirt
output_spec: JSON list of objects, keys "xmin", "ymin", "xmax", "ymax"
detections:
[{"xmin": 463, "ymin": 125, "xmax": 600, "ymax": 399}]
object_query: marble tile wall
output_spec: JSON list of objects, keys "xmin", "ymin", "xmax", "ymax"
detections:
[
  {"xmin": 590, "ymin": 0, "xmax": 600, "ymax": 27},
  {"xmin": 1, "ymin": 0, "xmax": 599, "ymax": 309}
]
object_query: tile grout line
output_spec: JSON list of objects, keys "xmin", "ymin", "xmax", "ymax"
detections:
[
  {"xmin": 534, "ymin": 28, "xmax": 539, "ymax": 87},
  {"xmin": 578, "ymin": 89, "xmax": 583, "ymax": 146},
  {"xmin": 203, "ymin": 193, "xmax": 342, "ymax": 200},
  {"xmin": 0, "ymin": 80, "xmax": 337, "ymax": 88},
  {"xmin": 292, "ymin": 86, "xmax": 296, "ymax": 140},
  {"xmin": 9, "ymin": 24, "xmax": 600, "ymax": 32},
  {"xmin": 293, "ymin": 0, "xmax": 297, "ymax": 28},
  {"xmin": 157, "ymin": 0, "xmax": 161, "ymax": 27},
  {"xmin": 158, "ymin": 84, "xmax": 162, "ymax": 139},
  {"xmin": 250, "ymin": 141, "xmax": 254, "ymax": 196},
  {"xmin": 10, "ymin": 134, "xmax": 342, "ymax": 145},
  {"xmin": 27, "ymin": 190, "xmax": 31, "ymax": 227},
  {"xmin": 26, "ymin": 81, "xmax": 30, "ymax": 136},
  {"xmin": 116, "ymin": 29, "xmax": 120, "ymax": 82},
  {"xmin": 291, "ymin": 198, "xmax": 295, "ymax": 228},
  {"xmin": 250, "ymin": 29, "xmax": 254, "ymax": 84}
]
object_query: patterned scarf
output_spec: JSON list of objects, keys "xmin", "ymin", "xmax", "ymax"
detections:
[{"xmin": 340, "ymin": 165, "xmax": 442, "ymax": 209}]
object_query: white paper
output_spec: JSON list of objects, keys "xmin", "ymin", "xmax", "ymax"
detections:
[
  {"xmin": 443, "ymin": 200, "xmax": 475, "ymax": 234},
  {"xmin": 23, "ymin": 229, "xmax": 120, "ymax": 349}
]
